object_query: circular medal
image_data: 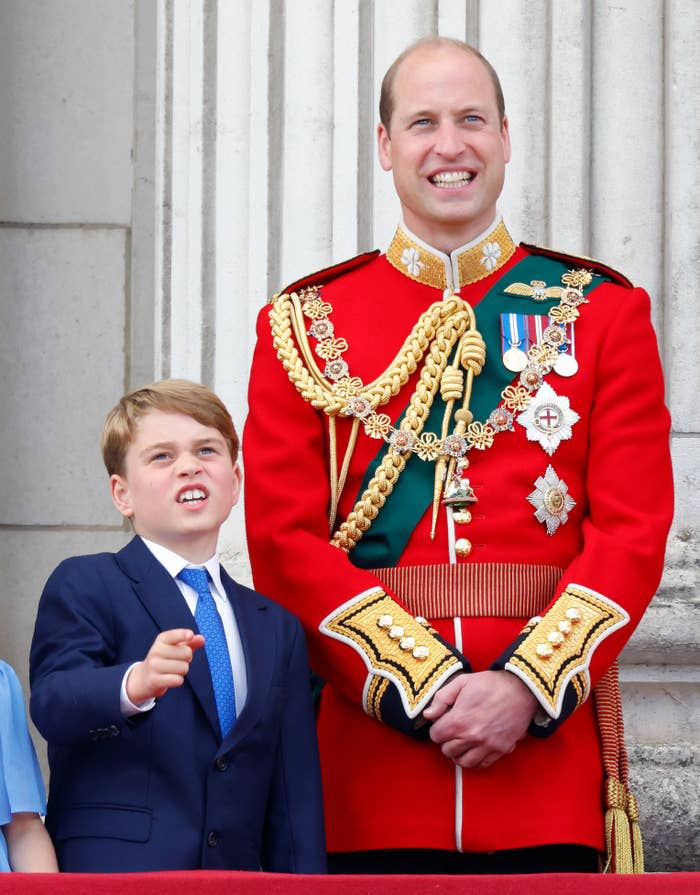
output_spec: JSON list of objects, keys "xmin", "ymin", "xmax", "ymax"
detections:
[
  {"xmin": 554, "ymin": 353, "xmax": 578, "ymax": 377},
  {"xmin": 503, "ymin": 347, "xmax": 528, "ymax": 372}
]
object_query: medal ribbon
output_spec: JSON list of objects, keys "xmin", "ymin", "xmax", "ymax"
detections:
[{"xmin": 501, "ymin": 313, "xmax": 526, "ymax": 354}]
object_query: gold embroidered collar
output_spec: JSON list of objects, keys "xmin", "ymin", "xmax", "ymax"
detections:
[{"xmin": 386, "ymin": 218, "xmax": 516, "ymax": 290}]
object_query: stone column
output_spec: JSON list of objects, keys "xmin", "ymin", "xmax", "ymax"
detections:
[{"xmin": 1, "ymin": 0, "xmax": 697, "ymax": 869}]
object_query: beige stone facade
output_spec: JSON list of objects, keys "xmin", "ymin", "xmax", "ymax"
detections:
[{"xmin": 1, "ymin": 0, "xmax": 697, "ymax": 871}]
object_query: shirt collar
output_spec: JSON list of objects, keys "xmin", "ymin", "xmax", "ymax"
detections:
[
  {"xmin": 139, "ymin": 537, "xmax": 225, "ymax": 598},
  {"xmin": 385, "ymin": 215, "xmax": 516, "ymax": 291}
]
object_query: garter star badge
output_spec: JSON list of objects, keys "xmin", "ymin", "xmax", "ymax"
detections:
[
  {"xmin": 517, "ymin": 382, "xmax": 580, "ymax": 456},
  {"xmin": 527, "ymin": 466, "xmax": 576, "ymax": 535}
]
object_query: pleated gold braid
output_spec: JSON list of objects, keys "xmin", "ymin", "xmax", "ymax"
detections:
[{"xmin": 269, "ymin": 289, "xmax": 485, "ymax": 549}]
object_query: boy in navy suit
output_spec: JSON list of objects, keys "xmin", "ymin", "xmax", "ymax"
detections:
[{"xmin": 30, "ymin": 380, "xmax": 326, "ymax": 873}]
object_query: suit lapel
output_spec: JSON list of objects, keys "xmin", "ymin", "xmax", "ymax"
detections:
[
  {"xmin": 218, "ymin": 569, "xmax": 273, "ymax": 753},
  {"xmin": 115, "ymin": 537, "xmax": 221, "ymax": 737}
]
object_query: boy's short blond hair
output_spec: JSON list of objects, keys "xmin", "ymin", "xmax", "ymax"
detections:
[{"xmin": 101, "ymin": 379, "xmax": 239, "ymax": 476}]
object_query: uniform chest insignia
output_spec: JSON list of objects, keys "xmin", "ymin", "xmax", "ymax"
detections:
[
  {"xmin": 500, "ymin": 312, "xmax": 529, "ymax": 372},
  {"xmin": 500, "ymin": 313, "xmax": 578, "ymax": 376},
  {"xmin": 517, "ymin": 382, "xmax": 580, "ymax": 456},
  {"xmin": 504, "ymin": 279, "xmax": 564, "ymax": 301},
  {"xmin": 527, "ymin": 465, "xmax": 576, "ymax": 535},
  {"xmin": 271, "ymin": 264, "xmax": 595, "ymax": 549}
]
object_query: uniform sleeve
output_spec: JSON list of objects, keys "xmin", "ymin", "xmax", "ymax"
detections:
[
  {"xmin": 244, "ymin": 303, "xmax": 465, "ymax": 737},
  {"xmin": 492, "ymin": 286, "xmax": 673, "ymax": 733}
]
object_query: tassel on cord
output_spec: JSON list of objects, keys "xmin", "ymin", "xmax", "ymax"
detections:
[
  {"xmin": 604, "ymin": 777, "xmax": 634, "ymax": 873},
  {"xmin": 595, "ymin": 663, "xmax": 645, "ymax": 873},
  {"xmin": 627, "ymin": 791, "xmax": 645, "ymax": 873},
  {"xmin": 617, "ymin": 671, "xmax": 644, "ymax": 873}
]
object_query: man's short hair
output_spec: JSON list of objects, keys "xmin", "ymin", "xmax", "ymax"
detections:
[
  {"xmin": 101, "ymin": 379, "xmax": 239, "ymax": 476},
  {"xmin": 379, "ymin": 37, "xmax": 506, "ymax": 133}
]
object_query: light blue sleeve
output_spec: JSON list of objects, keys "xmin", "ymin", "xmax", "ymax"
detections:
[
  {"xmin": 0, "ymin": 660, "xmax": 47, "ymax": 821},
  {"xmin": 0, "ymin": 661, "xmax": 47, "ymax": 871}
]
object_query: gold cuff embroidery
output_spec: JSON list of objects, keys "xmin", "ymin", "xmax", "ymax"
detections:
[
  {"xmin": 505, "ymin": 583, "xmax": 629, "ymax": 718},
  {"xmin": 320, "ymin": 588, "xmax": 463, "ymax": 718},
  {"xmin": 364, "ymin": 675, "xmax": 390, "ymax": 721}
]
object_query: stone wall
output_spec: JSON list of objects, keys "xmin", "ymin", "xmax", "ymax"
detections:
[
  {"xmin": 0, "ymin": 0, "xmax": 697, "ymax": 871},
  {"xmin": 0, "ymin": 0, "xmax": 137, "ymax": 699}
]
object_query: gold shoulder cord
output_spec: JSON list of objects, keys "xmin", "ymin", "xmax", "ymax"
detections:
[
  {"xmin": 271, "ymin": 266, "xmax": 592, "ymax": 551},
  {"xmin": 332, "ymin": 302, "xmax": 481, "ymax": 552},
  {"xmin": 269, "ymin": 291, "xmax": 480, "ymax": 542},
  {"xmin": 270, "ymin": 291, "xmax": 469, "ymax": 413}
]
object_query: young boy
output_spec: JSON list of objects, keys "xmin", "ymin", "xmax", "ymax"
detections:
[{"xmin": 29, "ymin": 380, "xmax": 326, "ymax": 873}]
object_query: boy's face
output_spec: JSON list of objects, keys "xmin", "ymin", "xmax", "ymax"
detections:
[{"xmin": 110, "ymin": 410, "xmax": 241, "ymax": 563}]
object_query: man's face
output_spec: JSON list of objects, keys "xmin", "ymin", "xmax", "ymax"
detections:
[
  {"xmin": 377, "ymin": 46, "xmax": 511, "ymax": 252},
  {"xmin": 110, "ymin": 410, "xmax": 241, "ymax": 562}
]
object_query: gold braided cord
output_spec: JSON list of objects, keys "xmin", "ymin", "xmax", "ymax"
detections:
[
  {"xmin": 440, "ymin": 367, "xmax": 464, "ymax": 401},
  {"xmin": 270, "ymin": 292, "xmax": 469, "ymax": 416},
  {"xmin": 273, "ymin": 267, "xmax": 590, "ymax": 553},
  {"xmin": 332, "ymin": 448, "xmax": 406, "ymax": 552},
  {"xmin": 430, "ymin": 317, "xmax": 485, "ymax": 537},
  {"xmin": 331, "ymin": 314, "xmax": 469, "ymax": 551},
  {"xmin": 460, "ymin": 329, "xmax": 487, "ymax": 374},
  {"xmin": 595, "ymin": 663, "xmax": 644, "ymax": 873}
]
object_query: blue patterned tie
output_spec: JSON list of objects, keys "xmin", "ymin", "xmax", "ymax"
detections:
[{"xmin": 177, "ymin": 567, "xmax": 236, "ymax": 737}]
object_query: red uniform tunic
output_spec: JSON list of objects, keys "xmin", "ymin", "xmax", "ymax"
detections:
[{"xmin": 243, "ymin": 219, "xmax": 673, "ymax": 856}]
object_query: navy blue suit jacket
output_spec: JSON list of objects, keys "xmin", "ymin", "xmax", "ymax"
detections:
[{"xmin": 29, "ymin": 536, "xmax": 326, "ymax": 873}]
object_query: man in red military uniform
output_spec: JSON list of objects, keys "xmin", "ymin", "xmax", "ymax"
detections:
[{"xmin": 243, "ymin": 37, "xmax": 673, "ymax": 874}]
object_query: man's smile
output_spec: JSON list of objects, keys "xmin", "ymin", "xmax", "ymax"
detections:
[{"xmin": 428, "ymin": 170, "xmax": 476, "ymax": 188}]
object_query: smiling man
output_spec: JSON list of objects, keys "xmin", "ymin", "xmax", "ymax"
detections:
[
  {"xmin": 377, "ymin": 41, "xmax": 510, "ymax": 251},
  {"xmin": 244, "ymin": 38, "xmax": 673, "ymax": 874}
]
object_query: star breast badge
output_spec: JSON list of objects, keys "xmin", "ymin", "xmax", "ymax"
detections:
[
  {"xmin": 516, "ymin": 382, "xmax": 580, "ymax": 456},
  {"xmin": 527, "ymin": 466, "xmax": 576, "ymax": 535}
]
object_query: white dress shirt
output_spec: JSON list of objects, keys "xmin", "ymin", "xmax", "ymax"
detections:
[{"xmin": 120, "ymin": 537, "xmax": 248, "ymax": 717}]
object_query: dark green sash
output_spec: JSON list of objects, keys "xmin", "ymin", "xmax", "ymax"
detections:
[{"xmin": 349, "ymin": 254, "xmax": 605, "ymax": 569}]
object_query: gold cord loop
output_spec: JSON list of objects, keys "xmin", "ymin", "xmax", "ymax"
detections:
[
  {"xmin": 460, "ymin": 329, "xmax": 487, "ymax": 375},
  {"xmin": 440, "ymin": 368, "xmax": 464, "ymax": 402}
]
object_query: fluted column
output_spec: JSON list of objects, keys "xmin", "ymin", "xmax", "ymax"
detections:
[{"xmin": 147, "ymin": 3, "xmax": 699, "ymax": 866}]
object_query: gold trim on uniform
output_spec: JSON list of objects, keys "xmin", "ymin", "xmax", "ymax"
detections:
[
  {"xmin": 270, "ymin": 252, "xmax": 596, "ymax": 554},
  {"xmin": 505, "ymin": 583, "xmax": 629, "ymax": 718},
  {"xmin": 571, "ymin": 670, "xmax": 590, "ymax": 704},
  {"xmin": 365, "ymin": 675, "xmax": 389, "ymax": 721},
  {"xmin": 386, "ymin": 219, "xmax": 516, "ymax": 290},
  {"xmin": 319, "ymin": 588, "xmax": 463, "ymax": 718},
  {"xmin": 371, "ymin": 562, "xmax": 563, "ymax": 620}
]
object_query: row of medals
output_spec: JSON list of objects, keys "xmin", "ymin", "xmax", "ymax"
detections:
[
  {"xmin": 503, "ymin": 334, "xmax": 578, "ymax": 377},
  {"xmin": 448, "ymin": 312, "xmax": 578, "ymax": 556}
]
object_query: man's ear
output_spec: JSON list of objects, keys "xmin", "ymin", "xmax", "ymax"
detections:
[
  {"xmin": 377, "ymin": 122, "xmax": 393, "ymax": 172},
  {"xmin": 110, "ymin": 474, "xmax": 134, "ymax": 519},
  {"xmin": 501, "ymin": 115, "xmax": 512, "ymax": 164}
]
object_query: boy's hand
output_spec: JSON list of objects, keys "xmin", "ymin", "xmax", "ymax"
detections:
[{"xmin": 126, "ymin": 629, "xmax": 205, "ymax": 704}]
